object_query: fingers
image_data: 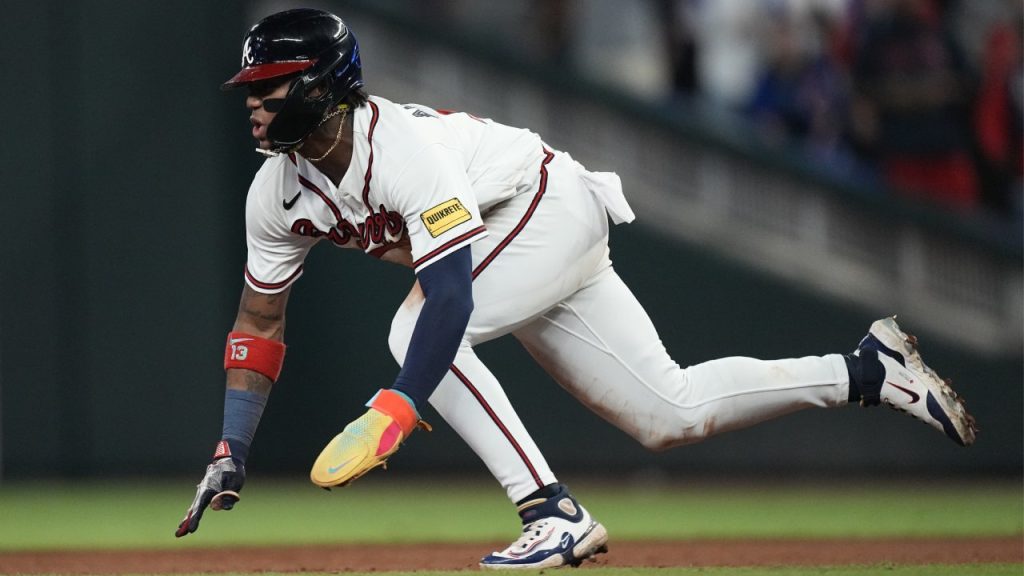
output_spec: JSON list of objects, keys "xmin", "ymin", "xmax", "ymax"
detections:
[
  {"xmin": 174, "ymin": 510, "xmax": 197, "ymax": 537},
  {"xmin": 174, "ymin": 488, "xmax": 215, "ymax": 538},
  {"xmin": 175, "ymin": 507, "xmax": 199, "ymax": 537}
]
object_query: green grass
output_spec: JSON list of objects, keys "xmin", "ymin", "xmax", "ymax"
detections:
[{"xmin": 0, "ymin": 478, "xmax": 1019, "ymax": 550}]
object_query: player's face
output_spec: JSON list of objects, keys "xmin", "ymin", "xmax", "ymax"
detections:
[{"xmin": 246, "ymin": 78, "xmax": 292, "ymax": 149}]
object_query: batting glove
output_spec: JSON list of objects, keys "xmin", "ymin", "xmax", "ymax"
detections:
[
  {"xmin": 175, "ymin": 441, "xmax": 246, "ymax": 537},
  {"xmin": 310, "ymin": 389, "xmax": 430, "ymax": 488}
]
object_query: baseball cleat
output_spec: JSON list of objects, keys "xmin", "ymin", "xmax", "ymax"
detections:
[
  {"xmin": 310, "ymin": 389, "xmax": 429, "ymax": 488},
  {"xmin": 857, "ymin": 316, "xmax": 977, "ymax": 446},
  {"xmin": 480, "ymin": 484, "xmax": 608, "ymax": 570}
]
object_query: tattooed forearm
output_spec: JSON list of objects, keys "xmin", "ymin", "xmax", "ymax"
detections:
[
  {"xmin": 224, "ymin": 286, "xmax": 286, "ymax": 395},
  {"xmin": 234, "ymin": 285, "xmax": 289, "ymax": 340},
  {"xmin": 227, "ymin": 368, "xmax": 273, "ymax": 395},
  {"xmin": 241, "ymin": 295, "xmax": 284, "ymax": 323}
]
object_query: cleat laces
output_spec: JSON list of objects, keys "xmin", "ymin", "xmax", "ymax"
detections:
[{"xmin": 505, "ymin": 520, "xmax": 554, "ymax": 556}]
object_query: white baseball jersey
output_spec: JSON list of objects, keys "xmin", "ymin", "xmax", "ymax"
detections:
[
  {"xmin": 241, "ymin": 94, "xmax": 850, "ymax": 506},
  {"xmin": 243, "ymin": 95, "xmax": 547, "ymax": 293}
]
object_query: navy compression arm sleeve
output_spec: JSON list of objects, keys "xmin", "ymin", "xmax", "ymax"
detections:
[{"xmin": 391, "ymin": 246, "xmax": 474, "ymax": 409}]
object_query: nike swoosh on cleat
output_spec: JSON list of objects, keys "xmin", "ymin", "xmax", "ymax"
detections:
[
  {"xmin": 327, "ymin": 456, "xmax": 358, "ymax": 474},
  {"xmin": 887, "ymin": 382, "xmax": 920, "ymax": 404}
]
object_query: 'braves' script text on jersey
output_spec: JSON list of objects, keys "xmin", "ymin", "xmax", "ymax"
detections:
[{"xmin": 243, "ymin": 96, "xmax": 546, "ymax": 293}]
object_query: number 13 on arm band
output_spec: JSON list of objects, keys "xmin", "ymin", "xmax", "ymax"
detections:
[{"xmin": 224, "ymin": 331, "xmax": 287, "ymax": 382}]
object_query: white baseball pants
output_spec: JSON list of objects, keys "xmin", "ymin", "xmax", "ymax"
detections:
[{"xmin": 388, "ymin": 150, "xmax": 850, "ymax": 503}]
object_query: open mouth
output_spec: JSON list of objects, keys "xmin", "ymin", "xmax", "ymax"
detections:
[{"xmin": 251, "ymin": 119, "xmax": 264, "ymax": 140}]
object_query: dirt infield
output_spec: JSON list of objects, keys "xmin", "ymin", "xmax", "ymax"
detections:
[{"xmin": 1, "ymin": 538, "xmax": 1020, "ymax": 573}]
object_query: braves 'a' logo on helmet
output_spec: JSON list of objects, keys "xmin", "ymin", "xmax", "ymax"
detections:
[{"xmin": 242, "ymin": 36, "xmax": 255, "ymax": 66}]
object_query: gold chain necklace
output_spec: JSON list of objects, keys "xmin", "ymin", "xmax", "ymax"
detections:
[{"xmin": 306, "ymin": 105, "xmax": 349, "ymax": 163}]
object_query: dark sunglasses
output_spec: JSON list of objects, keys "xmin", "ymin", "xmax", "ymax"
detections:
[{"xmin": 261, "ymin": 97, "xmax": 286, "ymax": 113}]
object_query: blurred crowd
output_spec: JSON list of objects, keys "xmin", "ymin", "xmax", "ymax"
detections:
[
  {"xmin": 661, "ymin": 0, "xmax": 1021, "ymax": 219},
  {"xmin": 410, "ymin": 0, "xmax": 1022, "ymax": 220}
]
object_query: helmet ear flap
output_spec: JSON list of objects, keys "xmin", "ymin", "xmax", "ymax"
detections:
[{"xmin": 265, "ymin": 77, "xmax": 331, "ymax": 151}]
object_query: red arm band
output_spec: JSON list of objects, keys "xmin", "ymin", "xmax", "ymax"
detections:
[{"xmin": 224, "ymin": 331, "xmax": 286, "ymax": 382}]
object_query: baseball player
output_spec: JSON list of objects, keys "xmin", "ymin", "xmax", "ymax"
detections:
[{"xmin": 175, "ymin": 9, "xmax": 977, "ymax": 570}]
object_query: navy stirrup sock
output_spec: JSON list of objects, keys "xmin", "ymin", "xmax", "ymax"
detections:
[
  {"xmin": 844, "ymin": 349, "xmax": 884, "ymax": 406},
  {"xmin": 222, "ymin": 389, "xmax": 269, "ymax": 463}
]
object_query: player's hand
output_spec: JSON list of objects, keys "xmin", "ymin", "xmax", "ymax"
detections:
[{"xmin": 175, "ymin": 455, "xmax": 246, "ymax": 537}]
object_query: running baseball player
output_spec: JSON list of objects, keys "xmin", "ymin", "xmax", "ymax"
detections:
[{"xmin": 175, "ymin": 9, "xmax": 977, "ymax": 570}]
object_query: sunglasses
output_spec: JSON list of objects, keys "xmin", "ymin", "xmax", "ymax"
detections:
[
  {"xmin": 247, "ymin": 77, "xmax": 296, "ymax": 113},
  {"xmin": 261, "ymin": 97, "xmax": 286, "ymax": 113}
]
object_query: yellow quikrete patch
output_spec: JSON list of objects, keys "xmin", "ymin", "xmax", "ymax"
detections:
[{"xmin": 420, "ymin": 198, "xmax": 471, "ymax": 238}]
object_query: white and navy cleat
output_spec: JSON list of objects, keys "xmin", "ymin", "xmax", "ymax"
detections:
[
  {"xmin": 480, "ymin": 484, "xmax": 608, "ymax": 570},
  {"xmin": 857, "ymin": 316, "xmax": 977, "ymax": 446}
]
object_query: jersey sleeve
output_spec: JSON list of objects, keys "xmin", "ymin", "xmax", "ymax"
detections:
[
  {"xmin": 390, "ymin": 143, "xmax": 488, "ymax": 272},
  {"xmin": 243, "ymin": 171, "xmax": 320, "ymax": 294}
]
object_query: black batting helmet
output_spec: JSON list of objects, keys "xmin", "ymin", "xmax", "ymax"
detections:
[{"xmin": 222, "ymin": 8, "xmax": 364, "ymax": 151}]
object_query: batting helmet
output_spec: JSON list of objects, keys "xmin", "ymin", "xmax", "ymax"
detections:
[{"xmin": 222, "ymin": 8, "xmax": 364, "ymax": 151}]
